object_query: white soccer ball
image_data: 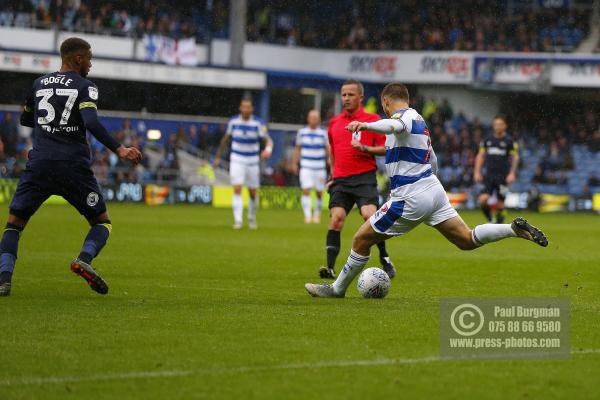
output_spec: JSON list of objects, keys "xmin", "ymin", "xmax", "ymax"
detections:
[{"xmin": 357, "ymin": 267, "xmax": 391, "ymax": 299}]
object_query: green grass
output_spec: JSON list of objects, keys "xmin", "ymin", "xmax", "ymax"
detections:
[{"xmin": 1, "ymin": 204, "xmax": 599, "ymax": 399}]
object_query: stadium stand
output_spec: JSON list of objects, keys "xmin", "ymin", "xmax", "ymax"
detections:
[{"xmin": 0, "ymin": 0, "xmax": 592, "ymax": 52}]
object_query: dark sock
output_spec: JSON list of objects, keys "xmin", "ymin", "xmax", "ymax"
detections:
[
  {"xmin": 0, "ymin": 223, "xmax": 23, "ymax": 284},
  {"xmin": 78, "ymin": 252, "xmax": 93, "ymax": 264},
  {"xmin": 326, "ymin": 229, "xmax": 341, "ymax": 269},
  {"xmin": 79, "ymin": 222, "xmax": 111, "ymax": 264},
  {"xmin": 481, "ymin": 204, "xmax": 492, "ymax": 222},
  {"xmin": 377, "ymin": 241, "xmax": 389, "ymax": 260},
  {"xmin": 496, "ymin": 208, "xmax": 506, "ymax": 224}
]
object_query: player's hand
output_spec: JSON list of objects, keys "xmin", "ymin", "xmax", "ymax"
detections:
[
  {"xmin": 212, "ymin": 158, "xmax": 220, "ymax": 168},
  {"xmin": 117, "ymin": 146, "xmax": 142, "ymax": 165},
  {"xmin": 346, "ymin": 121, "xmax": 367, "ymax": 133},
  {"xmin": 474, "ymin": 171, "xmax": 483, "ymax": 183},
  {"xmin": 506, "ymin": 172, "xmax": 516, "ymax": 185},
  {"xmin": 260, "ymin": 148, "xmax": 272, "ymax": 160},
  {"xmin": 291, "ymin": 164, "xmax": 299, "ymax": 175}
]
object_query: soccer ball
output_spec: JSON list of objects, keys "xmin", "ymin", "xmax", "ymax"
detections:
[{"xmin": 357, "ymin": 268, "xmax": 391, "ymax": 299}]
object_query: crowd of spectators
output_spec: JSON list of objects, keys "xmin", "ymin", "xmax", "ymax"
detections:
[
  {"xmin": 0, "ymin": 0, "xmax": 221, "ymax": 41},
  {"xmin": 0, "ymin": 113, "xmax": 31, "ymax": 179},
  {"xmin": 248, "ymin": 0, "xmax": 590, "ymax": 52},
  {"xmin": 1, "ymin": 0, "xmax": 591, "ymax": 52},
  {"xmin": 88, "ymin": 119, "xmax": 227, "ymax": 185}
]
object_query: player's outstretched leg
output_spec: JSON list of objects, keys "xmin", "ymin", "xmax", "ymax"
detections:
[
  {"xmin": 71, "ymin": 218, "xmax": 112, "ymax": 295},
  {"xmin": 0, "ymin": 218, "xmax": 25, "ymax": 297},
  {"xmin": 435, "ymin": 215, "xmax": 548, "ymax": 250}
]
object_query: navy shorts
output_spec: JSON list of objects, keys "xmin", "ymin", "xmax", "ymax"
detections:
[
  {"xmin": 9, "ymin": 159, "xmax": 106, "ymax": 220},
  {"xmin": 481, "ymin": 175, "xmax": 509, "ymax": 201}
]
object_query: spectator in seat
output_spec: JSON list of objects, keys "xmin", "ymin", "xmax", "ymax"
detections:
[{"xmin": 0, "ymin": 113, "xmax": 18, "ymax": 157}]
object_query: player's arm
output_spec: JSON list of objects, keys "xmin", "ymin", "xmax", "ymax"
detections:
[
  {"xmin": 260, "ymin": 135, "xmax": 273, "ymax": 160},
  {"xmin": 213, "ymin": 133, "xmax": 231, "ymax": 168},
  {"xmin": 347, "ymin": 119, "xmax": 405, "ymax": 135},
  {"xmin": 291, "ymin": 134, "xmax": 301, "ymax": 174},
  {"xmin": 80, "ymin": 107, "xmax": 141, "ymax": 164},
  {"xmin": 259, "ymin": 122, "xmax": 273, "ymax": 160},
  {"xmin": 474, "ymin": 143, "xmax": 486, "ymax": 183},
  {"xmin": 79, "ymin": 84, "xmax": 141, "ymax": 164},
  {"xmin": 20, "ymin": 92, "xmax": 34, "ymax": 128},
  {"xmin": 507, "ymin": 142, "xmax": 520, "ymax": 184},
  {"xmin": 361, "ymin": 121, "xmax": 388, "ymax": 156}
]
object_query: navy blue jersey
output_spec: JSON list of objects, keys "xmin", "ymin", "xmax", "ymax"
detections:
[
  {"xmin": 479, "ymin": 134, "xmax": 518, "ymax": 177},
  {"xmin": 24, "ymin": 71, "xmax": 100, "ymax": 163}
]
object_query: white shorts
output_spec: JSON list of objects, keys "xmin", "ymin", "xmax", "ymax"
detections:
[
  {"xmin": 230, "ymin": 162, "xmax": 260, "ymax": 188},
  {"xmin": 370, "ymin": 182, "xmax": 458, "ymax": 236},
  {"xmin": 299, "ymin": 168, "xmax": 327, "ymax": 191}
]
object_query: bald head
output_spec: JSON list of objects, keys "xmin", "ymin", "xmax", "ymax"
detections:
[{"xmin": 307, "ymin": 110, "xmax": 321, "ymax": 129}]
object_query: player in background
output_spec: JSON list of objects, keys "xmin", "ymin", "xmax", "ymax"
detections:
[
  {"xmin": 305, "ymin": 83, "xmax": 547, "ymax": 298},
  {"xmin": 320, "ymin": 79, "xmax": 396, "ymax": 280},
  {"xmin": 474, "ymin": 115, "xmax": 519, "ymax": 223},
  {"xmin": 291, "ymin": 110, "xmax": 330, "ymax": 224},
  {"xmin": 0, "ymin": 37, "xmax": 142, "ymax": 297},
  {"xmin": 213, "ymin": 98, "xmax": 273, "ymax": 229}
]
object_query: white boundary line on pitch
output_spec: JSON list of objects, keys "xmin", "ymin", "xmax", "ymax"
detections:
[{"xmin": 1, "ymin": 348, "xmax": 599, "ymax": 387}]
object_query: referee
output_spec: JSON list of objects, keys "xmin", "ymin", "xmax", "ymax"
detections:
[
  {"xmin": 474, "ymin": 115, "xmax": 519, "ymax": 223},
  {"xmin": 320, "ymin": 79, "xmax": 396, "ymax": 279}
]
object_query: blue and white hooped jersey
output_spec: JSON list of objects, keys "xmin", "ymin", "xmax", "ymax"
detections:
[
  {"xmin": 296, "ymin": 127, "xmax": 328, "ymax": 170},
  {"xmin": 227, "ymin": 114, "xmax": 268, "ymax": 165},
  {"xmin": 386, "ymin": 108, "xmax": 438, "ymax": 199}
]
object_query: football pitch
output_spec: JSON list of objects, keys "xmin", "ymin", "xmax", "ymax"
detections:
[{"xmin": 1, "ymin": 204, "xmax": 599, "ymax": 399}]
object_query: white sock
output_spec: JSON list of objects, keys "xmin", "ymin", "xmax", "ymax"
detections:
[
  {"xmin": 301, "ymin": 195, "xmax": 312, "ymax": 220},
  {"xmin": 314, "ymin": 197, "xmax": 323, "ymax": 219},
  {"xmin": 472, "ymin": 224, "xmax": 516, "ymax": 246},
  {"xmin": 248, "ymin": 196, "xmax": 258, "ymax": 222},
  {"xmin": 332, "ymin": 250, "xmax": 370, "ymax": 295},
  {"xmin": 232, "ymin": 194, "xmax": 243, "ymax": 224}
]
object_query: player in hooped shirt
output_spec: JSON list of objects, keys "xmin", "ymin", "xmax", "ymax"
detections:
[
  {"xmin": 305, "ymin": 83, "xmax": 548, "ymax": 298},
  {"xmin": 292, "ymin": 110, "xmax": 330, "ymax": 224},
  {"xmin": 0, "ymin": 38, "xmax": 142, "ymax": 296},
  {"xmin": 214, "ymin": 98, "xmax": 273, "ymax": 229}
]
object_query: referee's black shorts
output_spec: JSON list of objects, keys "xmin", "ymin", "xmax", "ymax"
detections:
[{"xmin": 328, "ymin": 170, "xmax": 379, "ymax": 214}]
